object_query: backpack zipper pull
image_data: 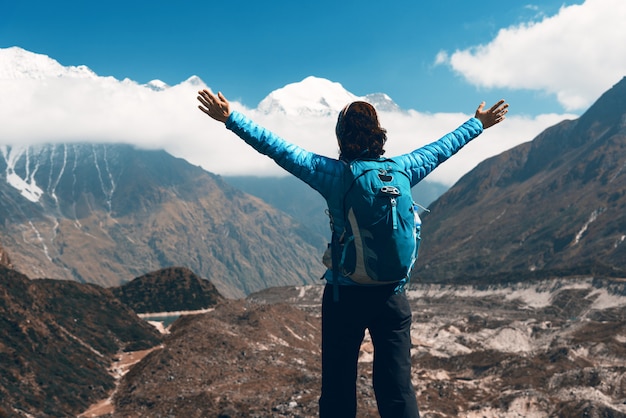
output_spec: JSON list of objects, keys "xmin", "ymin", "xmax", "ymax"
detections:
[{"xmin": 391, "ymin": 197, "xmax": 398, "ymax": 229}]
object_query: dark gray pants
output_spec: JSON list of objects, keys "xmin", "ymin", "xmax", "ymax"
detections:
[{"xmin": 319, "ymin": 284, "xmax": 420, "ymax": 418}]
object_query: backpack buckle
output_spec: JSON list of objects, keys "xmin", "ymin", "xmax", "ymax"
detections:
[{"xmin": 380, "ymin": 186, "xmax": 400, "ymax": 196}]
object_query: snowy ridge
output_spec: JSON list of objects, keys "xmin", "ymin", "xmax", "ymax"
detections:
[
  {"xmin": 0, "ymin": 47, "xmax": 175, "ymax": 92},
  {"xmin": 0, "ymin": 47, "xmax": 96, "ymax": 80},
  {"xmin": 0, "ymin": 47, "xmax": 389, "ymax": 116}
]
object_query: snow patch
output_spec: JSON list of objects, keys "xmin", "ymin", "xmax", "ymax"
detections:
[
  {"xmin": 1, "ymin": 145, "xmax": 44, "ymax": 202},
  {"xmin": 486, "ymin": 326, "xmax": 533, "ymax": 353},
  {"xmin": 6, "ymin": 171, "xmax": 43, "ymax": 202},
  {"xmin": 504, "ymin": 287, "xmax": 553, "ymax": 308},
  {"xmin": 574, "ymin": 208, "xmax": 605, "ymax": 244},
  {"xmin": 587, "ymin": 288, "xmax": 626, "ymax": 310}
]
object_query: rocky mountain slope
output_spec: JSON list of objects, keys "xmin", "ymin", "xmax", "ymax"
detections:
[
  {"xmin": 0, "ymin": 144, "xmax": 323, "ymax": 298},
  {"xmin": 0, "ymin": 265, "xmax": 162, "ymax": 418},
  {"xmin": 416, "ymin": 77, "xmax": 626, "ymax": 282},
  {"xmin": 0, "ymin": 265, "xmax": 226, "ymax": 417},
  {"xmin": 111, "ymin": 300, "xmax": 323, "ymax": 418}
]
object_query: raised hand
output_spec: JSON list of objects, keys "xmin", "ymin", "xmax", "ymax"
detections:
[
  {"xmin": 197, "ymin": 89, "xmax": 231, "ymax": 123},
  {"xmin": 475, "ymin": 99, "xmax": 509, "ymax": 129}
]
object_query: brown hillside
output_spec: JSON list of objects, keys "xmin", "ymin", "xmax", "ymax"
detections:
[
  {"xmin": 111, "ymin": 266, "xmax": 223, "ymax": 313},
  {"xmin": 0, "ymin": 266, "xmax": 162, "ymax": 417},
  {"xmin": 416, "ymin": 77, "xmax": 626, "ymax": 282}
]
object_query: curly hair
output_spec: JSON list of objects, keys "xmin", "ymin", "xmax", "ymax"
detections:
[{"xmin": 335, "ymin": 101, "xmax": 387, "ymax": 161}]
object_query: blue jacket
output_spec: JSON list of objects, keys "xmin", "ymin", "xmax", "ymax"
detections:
[{"xmin": 225, "ymin": 110, "xmax": 484, "ymax": 286}]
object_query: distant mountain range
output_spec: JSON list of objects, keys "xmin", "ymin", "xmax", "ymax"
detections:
[{"xmin": 0, "ymin": 144, "xmax": 323, "ymax": 298}]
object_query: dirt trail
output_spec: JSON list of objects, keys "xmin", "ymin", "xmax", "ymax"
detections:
[{"xmin": 79, "ymin": 346, "xmax": 162, "ymax": 417}]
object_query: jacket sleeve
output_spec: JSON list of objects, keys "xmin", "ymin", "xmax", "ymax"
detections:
[
  {"xmin": 224, "ymin": 111, "xmax": 341, "ymax": 198},
  {"xmin": 395, "ymin": 117, "xmax": 484, "ymax": 186}
]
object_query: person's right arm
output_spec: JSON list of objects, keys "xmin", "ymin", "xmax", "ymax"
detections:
[
  {"xmin": 225, "ymin": 111, "xmax": 340, "ymax": 196},
  {"xmin": 396, "ymin": 99, "xmax": 508, "ymax": 186}
]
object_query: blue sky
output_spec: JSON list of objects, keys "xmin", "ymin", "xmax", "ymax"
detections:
[{"xmin": 0, "ymin": 0, "xmax": 590, "ymax": 115}]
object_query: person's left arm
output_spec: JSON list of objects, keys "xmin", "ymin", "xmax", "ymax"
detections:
[
  {"xmin": 397, "ymin": 118, "xmax": 483, "ymax": 186},
  {"xmin": 397, "ymin": 100, "xmax": 508, "ymax": 185}
]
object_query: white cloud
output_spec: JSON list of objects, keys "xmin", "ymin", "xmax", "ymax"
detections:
[
  {"xmin": 0, "ymin": 72, "xmax": 575, "ymax": 187},
  {"xmin": 374, "ymin": 110, "xmax": 575, "ymax": 185},
  {"xmin": 436, "ymin": 0, "xmax": 626, "ymax": 111},
  {"xmin": 172, "ymin": 104, "xmax": 573, "ymax": 186}
]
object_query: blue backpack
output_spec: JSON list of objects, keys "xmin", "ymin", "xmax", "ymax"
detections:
[{"xmin": 325, "ymin": 158, "xmax": 422, "ymax": 289}]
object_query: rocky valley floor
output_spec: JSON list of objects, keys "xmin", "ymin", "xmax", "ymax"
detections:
[{"xmin": 84, "ymin": 276, "xmax": 626, "ymax": 418}]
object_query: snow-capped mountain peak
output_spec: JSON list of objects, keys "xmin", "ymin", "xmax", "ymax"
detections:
[
  {"xmin": 1, "ymin": 47, "xmax": 401, "ymax": 117},
  {"xmin": 145, "ymin": 79, "xmax": 169, "ymax": 91},
  {"xmin": 256, "ymin": 76, "xmax": 402, "ymax": 116},
  {"xmin": 184, "ymin": 75, "xmax": 205, "ymax": 87},
  {"xmin": 364, "ymin": 93, "xmax": 402, "ymax": 113},
  {"xmin": 0, "ymin": 46, "xmax": 97, "ymax": 80},
  {"xmin": 257, "ymin": 76, "xmax": 360, "ymax": 116}
]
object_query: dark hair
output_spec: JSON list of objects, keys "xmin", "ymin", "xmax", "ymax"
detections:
[{"xmin": 335, "ymin": 101, "xmax": 387, "ymax": 161}]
